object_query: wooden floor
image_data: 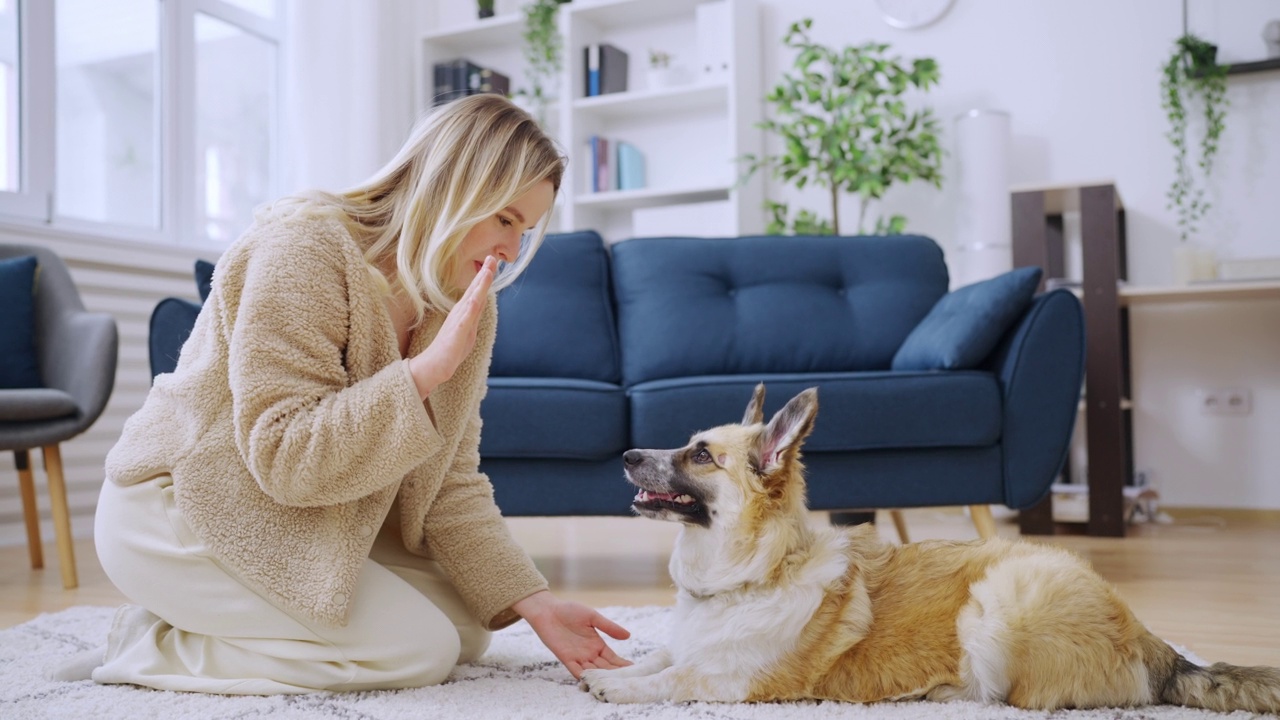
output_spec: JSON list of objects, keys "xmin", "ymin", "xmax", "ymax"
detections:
[{"xmin": 3, "ymin": 507, "xmax": 1279, "ymax": 668}]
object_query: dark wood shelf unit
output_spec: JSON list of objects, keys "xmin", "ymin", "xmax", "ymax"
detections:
[
  {"xmin": 1012, "ymin": 183, "xmax": 1132, "ymax": 538},
  {"xmin": 1226, "ymin": 57, "xmax": 1280, "ymax": 75}
]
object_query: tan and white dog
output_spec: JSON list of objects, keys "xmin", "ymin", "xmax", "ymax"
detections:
[{"xmin": 579, "ymin": 385, "xmax": 1280, "ymax": 712}]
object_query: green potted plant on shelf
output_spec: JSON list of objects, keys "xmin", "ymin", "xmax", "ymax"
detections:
[
  {"xmin": 742, "ymin": 19, "xmax": 944, "ymax": 236},
  {"xmin": 518, "ymin": 0, "xmax": 564, "ymax": 128},
  {"xmin": 477, "ymin": 0, "xmax": 495, "ymax": 20},
  {"xmin": 1161, "ymin": 34, "xmax": 1228, "ymax": 248}
]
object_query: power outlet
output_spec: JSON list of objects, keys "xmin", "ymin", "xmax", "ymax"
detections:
[{"xmin": 1198, "ymin": 387, "xmax": 1253, "ymax": 416}]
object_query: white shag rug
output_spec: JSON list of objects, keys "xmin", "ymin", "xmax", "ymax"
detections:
[{"xmin": 1, "ymin": 605, "xmax": 1268, "ymax": 720}]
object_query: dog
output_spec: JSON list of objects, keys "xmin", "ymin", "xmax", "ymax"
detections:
[{"xmin": 579, "ymin": 384, "xmax": 1280, "ymax": 712}]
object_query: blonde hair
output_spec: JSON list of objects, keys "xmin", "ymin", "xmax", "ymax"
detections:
[{"xmin": 260, "ymin": 94, "xmax": 565, "ymax": 320}]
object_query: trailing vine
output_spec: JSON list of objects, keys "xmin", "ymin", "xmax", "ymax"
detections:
[
  {"xmin": 1160, "ymin": 34, "xmax": 1228, "ymax": 242},
  {"xmin": 520, "ymin": 0, "xmax": 563, "ymax": 128}
]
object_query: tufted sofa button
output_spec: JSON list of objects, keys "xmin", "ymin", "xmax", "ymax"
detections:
[
  {"xmin": 332, "ymin": 592, "xmax": 347, "ymax": 605},
  {"xmin": 358, "ymin": 524, "xmax": 373, "ymax": 538}
]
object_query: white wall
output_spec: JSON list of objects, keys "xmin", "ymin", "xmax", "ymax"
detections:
[{"xmin": 744, "ymin": 0, "xmax": 1280, "ymax": 510}]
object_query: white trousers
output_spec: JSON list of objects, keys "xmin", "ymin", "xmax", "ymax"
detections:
[{"xmin": 92, "ymin": 476, "xmax": 491, "ymax": 694}]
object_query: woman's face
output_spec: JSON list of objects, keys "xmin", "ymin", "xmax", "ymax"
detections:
[{"xmin": 448, "ymin": 179, "xmax": 555, "ymax": 292}]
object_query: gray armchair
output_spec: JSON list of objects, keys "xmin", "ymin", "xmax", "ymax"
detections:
[{"xmin": 0, "ymin": 244, "xmax": 118, "ymax": 589}]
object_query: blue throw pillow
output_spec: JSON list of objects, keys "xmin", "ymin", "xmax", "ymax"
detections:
[
  {"xmin": 891, "ymin": 266, "xmax": 1043, "ymax": 371},
  {"xmin": 0, "ymin": 255, "xmax": 43, "ymax": 389}
]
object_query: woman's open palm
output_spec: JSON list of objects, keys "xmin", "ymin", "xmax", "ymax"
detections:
[{"xmin": 408, "ymin": 256, "xmax": 496, "ymax": 396}]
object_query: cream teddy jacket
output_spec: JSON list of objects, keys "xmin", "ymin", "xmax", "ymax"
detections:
[{"xmin": 105, "ymin": 213, "xmax": 548, "ymax": 629}]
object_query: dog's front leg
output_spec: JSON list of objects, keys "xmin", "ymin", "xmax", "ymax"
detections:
[{"xmin": 580, "ymin": 649, "xmax": 677, "ymax": 704}]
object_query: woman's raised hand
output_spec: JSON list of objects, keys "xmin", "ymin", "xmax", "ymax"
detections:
[{"xmin": 407, "ymin": 256, "xmax": 497, "ymax": 399}]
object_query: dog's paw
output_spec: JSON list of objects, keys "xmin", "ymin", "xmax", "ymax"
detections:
[{"xmin": 580, "ymin": 668, "xmax": 635, "ymax": 703}]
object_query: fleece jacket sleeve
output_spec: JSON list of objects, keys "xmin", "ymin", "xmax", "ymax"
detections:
[
  {"xmin": 224, "ymin": 223, "xmax": 442, "ymax": 507},
  {"xmin": 422, "ymin": 407, "xmax": 549, "ymax": 631}
]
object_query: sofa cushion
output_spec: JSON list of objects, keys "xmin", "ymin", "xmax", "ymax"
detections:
[
  {"xmin": 480, "ymin": 377, "xmax": 628, "ymax": 460},
  {"xmin": 491, "ymin": 231, "xmax": 621, "ymax": 384},
  {"xmin": 612, "ymin": 235, "xmax": 948, "ymax": 385},
  {"xmin": 892, "ymin": 266, "xmax": 1043, "ymax": 371},
  {"xmin": 0, "ymin": 255, "xmax": 43, "ymax": 389},
  {"xmin": 195, "ymin": 258, "xmax": 215, "ymax": 302},
  {"xmin": 628, "ymin": 371, "xmax": 1001, "ymax": 452},
  {"xmin": 0, "ymin": 388, "xmax": 77, "ymax": 421}
]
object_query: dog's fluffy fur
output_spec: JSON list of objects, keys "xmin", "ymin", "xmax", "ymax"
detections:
[{"xmin": 579, "ymin": 385, "xmax": 1280, "ymax": 712}]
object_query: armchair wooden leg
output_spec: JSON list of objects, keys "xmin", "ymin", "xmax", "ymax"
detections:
[
  {"xmin": 15, "ymin": 449, "xmax": 44, "ymax": 570},
  {"xmin": 970, "ymin": 504, "xmax": 998, "ymax": 540},
  {"xmin": 42, "ymin": 444, "xmax": 78, "ymax": 589},
  {"xmin": 888, "ymin": 510, "xmax": 910, "ymax": 544}
]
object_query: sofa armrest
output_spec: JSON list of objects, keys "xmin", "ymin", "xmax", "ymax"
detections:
[{"xmin": 983, "ymin": 289, "xmax": 1085, "ymax": 509}]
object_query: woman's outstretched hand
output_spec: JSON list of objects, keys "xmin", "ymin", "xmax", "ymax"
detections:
[
  {"xmin": 408, "ymin": 256, "xmax": 496, "ymax": 399},
  {"xmin": 513, "ymin": 590, "xmax": 632, "ymax": 679}
]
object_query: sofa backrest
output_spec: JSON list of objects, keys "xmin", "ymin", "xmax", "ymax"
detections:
[
  {"xmin": 612, "ymin": 235, "xmax": 948, "ymax": 385},
  {"xmin": 491, "ymin": 230, "xmax": 622, "ymax": 384}
]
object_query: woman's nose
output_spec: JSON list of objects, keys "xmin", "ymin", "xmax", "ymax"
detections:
[{"xmin": 495, "ymin": 234, "xmax": 521, "ymax": 263}]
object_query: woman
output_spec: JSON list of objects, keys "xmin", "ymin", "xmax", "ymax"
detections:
[{"xmin": 62, "ymin": 94, "xmax": 631, "ymax": 694}]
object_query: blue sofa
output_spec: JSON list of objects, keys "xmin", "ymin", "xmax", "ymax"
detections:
[
  {"xmin": 149, "ymin": 232, "xmax": 1085, "ymax": 522},
  {"xmin": 482, "ymin": 231, "xmax": 1084, "ymax": 518}
]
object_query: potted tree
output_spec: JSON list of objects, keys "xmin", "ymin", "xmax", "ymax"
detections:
[
  {"xmin": 477, "ymin": 0, "xmax": 495, "ymax": 20},
  {"xmin": 1161, "ymin": 33, "xmax": 1228, "ymax": 282},
  {"xmin": 742, "ymin": 19, "xmax": 944, "ymax": 235}
]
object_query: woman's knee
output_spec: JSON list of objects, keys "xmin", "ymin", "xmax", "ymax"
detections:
[{"xmin": 457, "ymin": 625, "xmax": 491, "ymax": 664}]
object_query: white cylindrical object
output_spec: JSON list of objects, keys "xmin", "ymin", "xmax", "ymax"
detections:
[{"xmin": 953, "ymin": 109, "xmax": 1012, "ymax": 288}]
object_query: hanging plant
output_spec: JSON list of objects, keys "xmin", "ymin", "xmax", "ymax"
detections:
[
  {"xmin": 519, "ymin": 0, "xmax": 563, "ymax": 128},
  {"xmin": 741, "ymin": 19, "xmax": 944, "ymax": 236},
  {"xmin": 1160, "ymin": 33, "xmax": 1228, "ymax": 242}
]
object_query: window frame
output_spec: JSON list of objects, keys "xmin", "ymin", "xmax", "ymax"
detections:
[
  {"xmin": 0, "ymin": 0, "xmax": 284, "ymax": 247},
  {"xmin": 0, "ymin": 0, "xmax": 53, "ymax": 219}
]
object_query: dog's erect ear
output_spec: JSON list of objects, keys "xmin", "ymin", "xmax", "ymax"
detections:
[
  {"xmin": 742, "ymin": 383, "xmax": 766, "ymax": 425},
  {"xmin": 756, "ymin": 388, "xmax": 818, "ymax": 474}
]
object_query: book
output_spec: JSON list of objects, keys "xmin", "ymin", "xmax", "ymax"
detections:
[
  {"xmin": 434, "ymin": 59, "xmax": 510, "ymax": 105},
  {"xmin": 584, "ymin": 44, "xmax": 600, "ymax": 97},
  {"xmin": 584, "ymin": 43, "xmax": 628, "ymax": 96},
  {"xmin": 476, "ymin": 67, "xmax": 510, "ymax": 96},
  {"xmin": 616, "ymin": 142, "xmax": 645, "ymax": 191},
  {"xmin": 599, "ymin": 43, "xmax": 629, "ymax": 95}
]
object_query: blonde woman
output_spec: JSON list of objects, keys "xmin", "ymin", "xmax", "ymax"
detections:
[{"xmin": 60, "ymin": 94, "xmax": 631, "ymax": 694}]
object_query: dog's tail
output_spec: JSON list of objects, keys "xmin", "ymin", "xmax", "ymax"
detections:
[{"xmin": 1147, "ymin": 636, "xmax": 1280, "ymax": 713}]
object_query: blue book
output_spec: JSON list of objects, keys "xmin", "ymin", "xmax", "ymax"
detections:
[
  {"xmin": 617, "ymin": 142, "xmax": 645, "ymax": 191},
  {"xmin": 585, "ymin": 44, "xmax": 600, "ymax": 97}
]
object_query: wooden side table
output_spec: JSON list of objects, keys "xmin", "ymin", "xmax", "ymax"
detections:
[{"xmin": 1011, "ymin": 182, "xmax": 1131, "ymax": 537}]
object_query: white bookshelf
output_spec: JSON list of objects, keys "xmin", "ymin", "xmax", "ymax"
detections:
[{"xmin": 417, "ymin": 0, "xmax": 763, "ymax": 243}]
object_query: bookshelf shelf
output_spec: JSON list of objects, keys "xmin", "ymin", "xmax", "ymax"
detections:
[
  {"xmin": 569, "ymin": 0, "xmax": 708, "ymax": 29},
  {"xmin": 575, "ymin": 183, "xmax": 732, "ymax": 211},
  {"xmin": 419, "ymin": 0, "xmax": 762, "ymax": 243},
  {"xmin": 572, "ymin": 81, "xmax": 729, "ymax": 120},
  {"xmin": 422, "ymin": 14, "xmax": 523, "ymax": 50}
]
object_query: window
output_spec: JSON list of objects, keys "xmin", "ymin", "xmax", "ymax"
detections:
[
  {"xmin": 1, "ymin": 0, "xmax": 282, "ymax": 245},
  {"xmin": 0, "ymin": 0, "xmax": 19, "ymax": 192},
  {"xmin": 55, "ymin": 0, "xmax": 160, "ymax": 227},
  {"xmin": 195, "ymin": 12, "xmax": 277, "ymax": 243}
]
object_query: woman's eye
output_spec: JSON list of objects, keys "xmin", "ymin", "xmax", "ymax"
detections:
[
  {"xmin": 498, "ymin": 216, "xmax": 513, "ymax": 228},
  {"xmin": 693, "ymin": 449, "xmax": 712, "ymax": 464}
]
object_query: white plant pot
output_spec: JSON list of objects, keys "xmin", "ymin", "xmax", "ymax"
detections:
[
  {"xmin": 1173, "ymin": 244, "xmax": 1219, "ymax": 285},
  {"xmin": 646, "ymin": 65, "xmax": 692, "ymax": 90}
]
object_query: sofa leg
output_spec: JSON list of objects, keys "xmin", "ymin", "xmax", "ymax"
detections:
[
  {"xmin": 888, "ymin": 510, "xmax": 910, "ymax": 544},
  {"xmin": 970, "ymin": 505, "xmax": 998, "ymax": 540},
  {"xmin": 42, "ymin": 444, "xmax": 78, "ymax": 590},
  {"xmin": 15, "ymin": 449, "xmax": 44, "ymax": 570}
]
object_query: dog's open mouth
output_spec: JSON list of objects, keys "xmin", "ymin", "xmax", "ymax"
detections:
[{"xmin": 632, "ymin": 489, "xmax": 701, "ymax": 514}]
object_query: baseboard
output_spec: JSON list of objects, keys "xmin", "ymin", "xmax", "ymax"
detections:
[{"xmin": 1159, "ymin": 506, "xmax": 1280, "ymax": 523}]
